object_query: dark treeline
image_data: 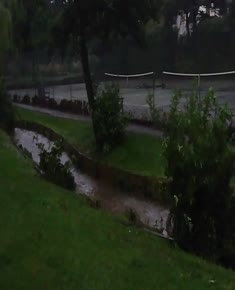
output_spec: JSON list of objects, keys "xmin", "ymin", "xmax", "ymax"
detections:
[
  {"xmin": 103, "ymin": 0, "xmax": 235, "ymax": 74},
  {"xmin": 2, "ymin": 0, "xmax": 235, "ymax": 78}
]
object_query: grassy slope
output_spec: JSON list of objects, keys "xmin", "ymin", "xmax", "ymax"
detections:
[
  {"xmin": 0, "ymin": 129, "xmax": 235, "ymax": 290},
  {"xmin": 16, "ymin": 107, "xmax": 165, "ymax": 176}
]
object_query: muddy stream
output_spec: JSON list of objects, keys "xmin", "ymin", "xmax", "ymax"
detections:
[{"xmin": 14, "ymin": 128, "xmax": 170, "ymax": 237}]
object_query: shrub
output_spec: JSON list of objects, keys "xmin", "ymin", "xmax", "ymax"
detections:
[
  {"xmin": 146, "ymin": 93, "xmax": 160, "ymax": 124},
  {"xmin": 13, "ymin": 94, "xmax": 19, "ymax": 103},
  {"xmin": 146, "ymin": 93, "xmax": 168, "ymax": 129},
  {"xmin": 21, "ymin": 94, "xmax": 31, "ymax": 104},
  {"xmin": 87, "ymin": 197, "xmax": 101, "ymax": 209},
  {"xmin": 82, "ymin": 101, "xmax": 89, "ymax": 115},
  {"xmin": 93, "ymin": 83, "xmax": 128, "ymax": 152},
  {"xmin": 0, "ymin": 77, "xmax": 15, "ymax": 132},
  {"xmin": 37, "ymin": 140, "xmax": 76, "ymax": 191},
  {"xmin": 32, "ymin": 95, "xmax": 48, "ymax": 107},
  {"xmin": 47, "ymin": 98, "xmax": 58, "ymax": 109},
  {"xmin": 59, "ymin": 99, "xmax": 72, "ymax": 112},
  {"xmin": 126, "ymin": 208, "xmax": 140, "ymax": 225},
  {"xmin": 39, "ymin": 97, "xmax": 49, "ymax": 107},
  {"xmin": 72, "ymin": 100, "xmax": 82, "ymax": 114},
  {"xmin": 163, "ymin": 89, "xmax": 235, "ymax": 261},
  {"xmin": 32, "ymin": 95, "xmax": 39, "ymax": 106},
  {"xmin": 219, "ymin": 198, "xmax": 235, "ymax": 269}
]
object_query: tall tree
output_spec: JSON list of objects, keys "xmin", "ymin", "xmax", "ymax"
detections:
[
  {"xmin": 0, "ymin": 1, "xmax": 12, "ymax": 72},
  {"xmin": 6, "ymin": 0, "xmax": 52, "ymax": 80},
  {"xmin": 53, "ymin": 0, "xmax": 158, "ymax": 146},
  {"xmin": 6, "ymin": 0, "xmax": 51, "ymax": 52},
  {"xmin": 162, "ymin": 0, "xmax": 201, "ymax": 40},
  {"xmin": 0, "ymin": 1, "xmax": 15, "ymax": 132},
  {"xmin": 164, "ymin": 90, "xmax": 234, "ymax": 260}
]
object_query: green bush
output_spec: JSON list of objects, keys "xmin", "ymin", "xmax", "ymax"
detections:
[
  {"xmin": 146, "ymin": 93, "xmax": 169, "ymax": 129},
  {"xmin": 0, "ymin": 77, "xmax": 15, "ymax": 132},
  {"xmin": 146, "ymin": 93, "xmax": 160, "ymax": 125},
  {"xmin": 13, "ymin": 94, "xmax": 19, "ymax": 103},
  {"xmin": 22, "ymin": 95, "xmax": 31, "ymax": 104},
  {"xmin": 93, "ymin": 83, "xmax": 128, "ymax": 152},
  {"xmin": 32, "ymin": 95, "xmax": 47, "ymax": 107},
  {"xmin": 47, "ymin": 98, "xmax": 58, "ymax": 109},
  {"xmin": 37, "ymin": 140, "xmax": 76, "ymax": 191},
  {"xmin": 163, "ymin": 89, "xmax": 235, "ymax": 261},
  {"xmin": 126, "ymin": 208, "xmax": 140, "ymax": 225}
]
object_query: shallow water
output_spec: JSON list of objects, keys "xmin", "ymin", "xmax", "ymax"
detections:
[
  {"xmin": 14, "ymin": 128, "xmax": 170, "ymax": 235},
  {"xmin": 14, "ymin": 128, "xmax": 96, "ymax": 196}
]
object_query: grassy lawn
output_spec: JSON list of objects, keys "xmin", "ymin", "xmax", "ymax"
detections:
[
  {"xmin": 0, "ymin": 129, "xmax": 235, "ymax": 290},
  {"xmin": 16, "ymin": 107, "xmax": 165, "ymax": 176}
]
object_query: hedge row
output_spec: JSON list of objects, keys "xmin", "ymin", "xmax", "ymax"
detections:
[
  {"xmin": 12, "ymin": 94, "xmax": 89, "ymax": 116},
  {"xmin": 11, "ymin": 92, "xmax": 159, "ymax": 127}
]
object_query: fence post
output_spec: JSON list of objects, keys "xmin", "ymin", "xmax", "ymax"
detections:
[
  {"xmin": 152, "ymin": 72, "xmax": 156, "ymax": 106},
  {"xmin": 198, "ymin": 73, "xmax": 201, "ymax": 98}
]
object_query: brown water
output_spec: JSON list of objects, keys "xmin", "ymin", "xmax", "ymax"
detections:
[{"xmin": 14, "ymin": 128, "xmax": 170, "ymax": 236}]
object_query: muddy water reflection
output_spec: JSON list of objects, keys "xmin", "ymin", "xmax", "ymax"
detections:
[
  {"xmin": 14, "ymin": 128, "xmax": 96, "ymax": 195},
  {"xmin": 14, "ymin": 128, "xmax": 169, "ymax": 235}
]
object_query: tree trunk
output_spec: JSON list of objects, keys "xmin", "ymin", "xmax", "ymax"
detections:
[
  {"xmin": 79, "ymin": 17, "xmax": 99, "ymax": 145},
  {"xmin": 80, "ymin": 33, "xmax": 95, "ymax": 109},
  {"xmin": 185, "ymin": 11, "xmax": 190, "ymax": 43}
]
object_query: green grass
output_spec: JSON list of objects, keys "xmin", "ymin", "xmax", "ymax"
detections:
[
  {"xmin": 0, "ymin": 129, "xmax": 235, "ymax": 290},
  {"xmin": 16, "ymin": 107, "xmax": 165, "ymax": 176},
  {"xmin": 16, "ymin": 107, "xmax": 94, "ymax": 152},
  {"xmin": 100, "ymin": 133, "xmax": 165, "ymax": 176}
]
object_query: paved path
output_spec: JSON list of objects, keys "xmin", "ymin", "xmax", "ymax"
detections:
[
  {"xmin": 15, "ymin": 103, "xmax": 164, "ymax": 138},
  {"xmin": 9, "ymin": 79, "xmax": 235, "ymax": 105},
  {"xmin": 10, "ymin": 81, "xmax": 235, "ymax": 120}
]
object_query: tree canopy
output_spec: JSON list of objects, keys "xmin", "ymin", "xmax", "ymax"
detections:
[
  {"xmin": 52, "ymin": 0, "xmax": 159, "ymax": 146},
  {"xmin": 0, "ymin": 2, "xmax": 12, "ymax": 69}
]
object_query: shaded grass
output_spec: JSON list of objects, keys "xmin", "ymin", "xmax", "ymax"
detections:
[
  {"xmin": 0, "ymin": 129, "xmax": 235, "ymax": 290},
  {"xmin": 100, "ymin": 133, "xmax": 165, "ymax": 176},
  {"xmin": 16, "ymin": 107, "xmax": 165, "ymax": 176},
  {"xmin": 16, "ymin": 106, "xmax": 94, "ymax": 153}
]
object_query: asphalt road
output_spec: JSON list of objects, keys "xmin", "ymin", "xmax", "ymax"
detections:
[{"xmin": 9, "ymin": 80, "xmax": 235, "ymax": 118}]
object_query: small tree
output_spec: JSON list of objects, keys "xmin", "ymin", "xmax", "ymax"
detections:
[
  {"xmin": 51, "ymin": 0, "xmax": 158, "ymax": 149},
  {"xmin": 93, "ymin": 83, "xmax": 128, "ymax": 152},
  {"xmin": 37, "ymin": 140, "xmax": 76, "ymax": 191},
  {"xmin": 163, "ymin": 89, "xmax": 235, "ymax": 260}
]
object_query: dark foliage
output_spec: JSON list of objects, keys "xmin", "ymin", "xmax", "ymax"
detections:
[
  {"xmin": 164, "ymin": 89, "xmax": 235, "ymax": 261},
  {"xmin": 21, "ymin": 94, "xmax": 30, "ymax": 104},
  {"xmin": 93, "ymin": 83, "xmax": 128, "ymax": 152},
  {"xmin": 0, "ymin": 78, "xmax": 15, "ymax": 132},
  {"xmin": 13, "ymin": 94, "xmax": 20, "ymax": 103},
  {"xmin": 37, "ymin": 140, "xmax": 76, "ymax": 191}
]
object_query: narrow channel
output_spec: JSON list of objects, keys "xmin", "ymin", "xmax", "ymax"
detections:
[{"xmin": 14, "ymin": 128, "xmax": 170, "ymax": 236}]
